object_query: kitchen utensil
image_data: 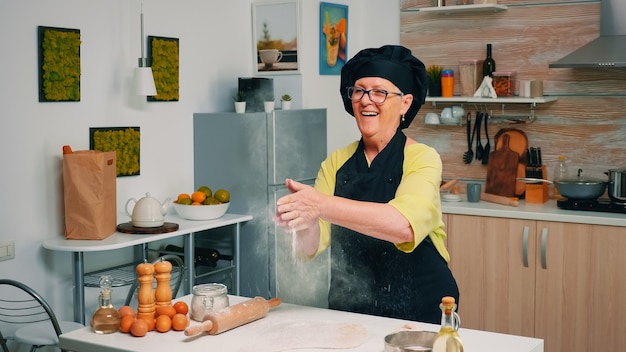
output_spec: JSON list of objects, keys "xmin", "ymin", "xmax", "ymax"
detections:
[
  {"xmin": 607, "ymin": 168, "xmax": 626, "ymax": 203},
  {"xmin": 184, "ymin": 296, "xmax": 282, "ymax": 336},
  {"xmin": 494, "ymin": 128, "xmax": 528, "ymax": 196},
  {"xmin": 485, "ymin": 134, "xmax": 519, "ymax": 197},
  {"xmin": 384, "ymin": 331, "xmax": 437, "ymax": 352},
  {"xmin": 480, "ymin": 192, "xmax": 519, "ymax": 206},
  {"xmin": 517, "ymin": 177, "xmax": 553, "ymax": 184},
  {"xmin": 475, "ymin": 112, "xmax": 484, "ymax": 161},
  {"xmin": 554, "ymin": 168, "xmax": 608, "ymax": 200},
  {"xmin": 482, "ymin": 112, "xmax": 490, "ymax": 165},
  {"xmin": 125, "ymin": 193, "xmax": 171, "ymax": 228},
  {"xmin": 463, "ymin": 113, "xmax": 474, "ymax": 164},
  {"xmin": 440, "ymin": 179, "xmax": 458, "ymax": 192}
]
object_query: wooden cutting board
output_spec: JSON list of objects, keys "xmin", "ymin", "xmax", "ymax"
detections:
[
  {"xmin": 116, "ymin": 222, "xmax": 179, "ymax": 234},
  {"xmin": 494, "ymin": 128, "xmax": 529, "ymax": 196},
  {"xmin": 485, "ymin": 134, "xmax": 519, "ymax": 197}
]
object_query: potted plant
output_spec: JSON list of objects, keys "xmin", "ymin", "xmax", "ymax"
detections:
[
  {"xmin": 263, "ymin": 92, "xmax": 275, "ymax": 113},
  {"xmin": 426, "ymin": 65, "xmax": 443, "ymax": 97},
  {"xmin": 233, "ymin": 90, "xmax": 247, "ymax": 113},
  {"xmin": 280, "ymin": 94, "xmax": 292, "ymax": 110}
]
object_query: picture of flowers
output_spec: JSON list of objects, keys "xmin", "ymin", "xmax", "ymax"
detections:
[
  {"xmin": 38, "ymin": 26, "xmax": 81, "ymax": 102},
  {"xmin": 90, "ymin": 127, "xmax": 140, "ymax": 177},
  {"xmin": 148, "ymin": 36, "xmax": 179, "ymax": 102},
  {"xmin": 319, "ymin": 3, "xmax": 348, "ymax": 75}
]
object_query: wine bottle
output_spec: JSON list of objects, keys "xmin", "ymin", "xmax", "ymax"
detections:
[{"xmin": 482, "ymin": 43, "xmax": 496, "ymax": 78}]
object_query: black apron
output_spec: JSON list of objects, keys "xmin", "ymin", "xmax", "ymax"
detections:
[{"xmin": 328, "ymin": 129, "xmax": 459, "ymax": 324}]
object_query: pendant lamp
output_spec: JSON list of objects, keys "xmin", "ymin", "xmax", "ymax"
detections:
[{"xmin": 132, "ymin": 2, "xmax": 157, "ymax": 96}]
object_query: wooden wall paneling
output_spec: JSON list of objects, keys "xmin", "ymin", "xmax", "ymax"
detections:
[{"xmin": 400, "ymin": 1, "xmax": 626, "ymax": 183}]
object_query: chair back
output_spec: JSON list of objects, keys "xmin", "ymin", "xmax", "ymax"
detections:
[
  {"xmin": 0, "ymin": 279, "xmax": 63, "ymax": 350},
  {"xmin": 124, "ymin": 254, "xmax": 185, "ymax": 306}
]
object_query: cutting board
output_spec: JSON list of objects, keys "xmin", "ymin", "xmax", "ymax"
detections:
[
  {"xmin": 494, "ymin": 128, "xmax": 529, "ymax": 196},
  {"xmin": 485, "ymin": 134, "xmax": 519, "ymax": 197}
]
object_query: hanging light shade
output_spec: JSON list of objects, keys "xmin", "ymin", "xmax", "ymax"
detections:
[{"xmin": 132, "ymin": 2, "xmax": 157, "ymax": 96}]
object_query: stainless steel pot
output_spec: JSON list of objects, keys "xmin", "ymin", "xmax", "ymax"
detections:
[
  {"xmin": 554, "ymin": 168, "xmax": 608, "ymax": 200},
  {"xmin": 607, "ymin": 168, "xmax": 626, "ymax": 203},
  {"xmin": 384, "ymin": 331, "xmax": 437, "ymax": 352}
]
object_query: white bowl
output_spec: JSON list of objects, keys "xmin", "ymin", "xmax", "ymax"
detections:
[
  {"xmin": 424, "ymin": 112, "xmax": 440, "ymax": 125},
  {"xmin": 440, "ymin": 115, "xmax": 462, "ymax": 125},
  {"xmin": 173, "ymin": 202, "xmax": 230, "ymax": 220}
]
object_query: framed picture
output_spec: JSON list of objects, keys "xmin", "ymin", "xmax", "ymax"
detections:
[
  {"xmin": 252, "ymin": 0, "xmax": 300, "ymax": 75},
  {"xmin": 38, "ymin": 26, "xmax": 81, "ymax": 102},
  {"xmin": 148, "ymin": 36, "xmax": 179, "ymax": 102},
  {"xmin": 89, "ymin": 127, "xmax": 140, "ymax": 177},
  {"xmin": 319, "ymin": 3, "xmax": 348, "ymax": 75}
]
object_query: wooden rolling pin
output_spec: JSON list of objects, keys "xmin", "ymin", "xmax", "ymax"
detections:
[
  {"xmin": 480, "ymin": 192, "xmax": 519, "ymax": 207},
  {"xmin": 184, "ymin": 297, "xmax": 282, "ymax": 336}
]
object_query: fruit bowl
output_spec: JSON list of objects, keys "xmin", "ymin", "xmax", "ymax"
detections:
[{"xmin": 172, "ymin": 202, "xmax": 229, "ymax": 220}]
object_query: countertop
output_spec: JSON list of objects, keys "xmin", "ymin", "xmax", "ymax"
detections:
[
  {"xmin": 442, "ymin": 198, "xmax": 626, "ymax": 227},
  {"xmin": 60, "ymin": 295, "xmax": 543, "ymax": 352}
]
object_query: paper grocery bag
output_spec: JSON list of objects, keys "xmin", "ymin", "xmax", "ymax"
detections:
[{"xmin": 63, "ymin": 150, "xmax": 117, "ymax": 240}]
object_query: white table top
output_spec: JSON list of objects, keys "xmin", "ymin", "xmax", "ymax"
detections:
[
  {"xmin": 60, "ymin": 295, "xmax": 543, "ymax": 352},
  {"xmin": 43, "ymin": 213, "xmax": 253, "ymax": 252}
]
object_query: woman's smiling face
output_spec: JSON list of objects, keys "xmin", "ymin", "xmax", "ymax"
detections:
[{"xmin": 351, "ymin": 77, "xmax": 413, "ymax": 140}]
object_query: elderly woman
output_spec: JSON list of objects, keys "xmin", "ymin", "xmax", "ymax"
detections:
[{"xmin": 274, "ymin": 45, "xmax": 458, "ymax": 324}]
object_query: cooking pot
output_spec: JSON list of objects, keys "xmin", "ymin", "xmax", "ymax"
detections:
[
  {"xmin": 607, "ymin": 168, "xmax": 626, "ymax": 203},
  {"xmin": 554, "ymin": 168, "xmax": 608, "ymax": 200},
  {"xmin": 384, "ymin": 331, "xmax": 437, "ymax": 352}
]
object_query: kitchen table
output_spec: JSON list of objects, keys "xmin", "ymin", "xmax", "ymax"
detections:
[
  {"xmin": 43, "ymin": 213, "xmax": 252, "ymax": 324},
  {"xmin": 59, "ymin": 295, "xmax": 543, "ymax": 352}
]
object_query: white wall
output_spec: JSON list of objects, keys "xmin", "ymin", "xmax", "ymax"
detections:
[{"xmin": 0, "ymin": 0, "xmax": 398, "ymax": 328}]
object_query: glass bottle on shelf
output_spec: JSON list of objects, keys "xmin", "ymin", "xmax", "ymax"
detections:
[
  {"xmin": 482, "ymin": 43, "xmax": 496, "ymax": 78},
  {"xmin": 433, "ymin": 296, "xmax": 464, "ymax": 352},
  {"xmin": 91, "ymin": 275, "xmax": 120, "ymax": 334}
]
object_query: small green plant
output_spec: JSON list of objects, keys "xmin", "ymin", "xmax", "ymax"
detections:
[
  {"xmin": 233, "ymin": 90, "xmax": 247, "ymax": 102},
  {"xmin": 264, "ymin": 92, "xmax": 275, "ymax": 101},
  {"xmin": 281, "ymin": 94, "xmax": 292, "ymax": 101},
  {"xmin": 426, "ymin": 65, "xmax": 443, "ymax": 82}
]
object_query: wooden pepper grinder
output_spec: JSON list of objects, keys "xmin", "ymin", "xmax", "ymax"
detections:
[
  {"xmin": 136, "ymin": 261, "xmax": 155, "ymax": 321},
  {"xmin": 154, "ymin": 259, "xmax": 173, "ymax": 307}
]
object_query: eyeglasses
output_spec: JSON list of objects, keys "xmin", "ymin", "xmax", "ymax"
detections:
[{"xmin": 346, "ymin": 87, "xmax": 404, "ymax": 104}]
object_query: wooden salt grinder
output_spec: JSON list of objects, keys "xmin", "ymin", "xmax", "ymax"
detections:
[
  {"xmin": 154, "ymin": 259, "xmax": 173, "ymax": 307},
  {"xmin": 136, "ymin": 261, "xmax": 155, "ymax": 321}
]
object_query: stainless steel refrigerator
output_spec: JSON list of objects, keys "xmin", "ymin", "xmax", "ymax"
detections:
[{"xmin": 193, "ymin": 109, "xmax": 329, "ymax": 307}]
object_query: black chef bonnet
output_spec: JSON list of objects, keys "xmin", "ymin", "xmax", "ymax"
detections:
[{"xmin": 340, "ymin": 45, "xmax": 428, "ymax": 129}]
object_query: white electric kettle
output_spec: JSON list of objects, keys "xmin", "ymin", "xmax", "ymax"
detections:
[{"xmin": 125, "ymin": 193, "xmax": 171, "ymax": 227}]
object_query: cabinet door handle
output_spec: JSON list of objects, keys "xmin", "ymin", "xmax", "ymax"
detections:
[
  {"xmin": 541, "ymin": 227, "xmax": 548, "ymax": 269},
  {"xmin": 522, "ymin": 226, "xmax": 529, "ymax": 268}
]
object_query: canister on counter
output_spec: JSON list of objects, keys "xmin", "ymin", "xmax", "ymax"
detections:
[
  {"xmin": 492, "ymin": 71, "xmax": 517, "ymax": 97},
  {"xmin": 459, "ymin": 59, "xmax": 483, "ymax": 97},
  {"xmin": 441, "ymin": 69, "xmax": 455, "ymax": 97},
  {"xmin": 190, "ymin": 283, "xmax": 229, "ymax": 321}
]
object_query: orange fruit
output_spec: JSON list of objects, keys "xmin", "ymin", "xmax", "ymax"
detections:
[
  {"xmin": 138, "ymin": 315, "xmax": 155, "ymax": 331},
  {"xmin": 120, "ymin": 315, "xmax": 135, "ymax": 333},
  {"xmin": 191, "ymin": 191, "xmax": 207, "ymax": 203},
  {"xmin": 130, "ymin": 318, "xmax": 148, "ymax": 337},
  {"xmin": 191, "ymin": 201, "xmax": 202, "ymax": 206},
  {"xmin": 155, "ymin": 314, "xmax": 172, "ymax": 333},
  {"xmin": 177, "ymin": 193, "xmax": 191, "ymax": 202},
  {"xmin": 171, "ymin": 313, "xmax": 188, "ymax": 331},
  {"xmin": 173, "ymin": 301, "xmax": 189, "ymax": 315},
  {"xmin": 155, "ymin": 305, "xmax": 177, "ymax": 319},
  {"xmin": 118, "ymin": 305, "xmax": 135, "ymax": 319}
]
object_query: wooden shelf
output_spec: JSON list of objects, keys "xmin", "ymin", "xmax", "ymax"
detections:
[{"xmin": 403, "ymin": 4, "xmax": 508, "ymax": 14}]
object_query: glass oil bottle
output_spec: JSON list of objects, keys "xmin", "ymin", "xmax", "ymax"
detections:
[
  {"xmin": 433, "ymin": 296, "xmax": 464, "ymax": 352},
  {"xmin": 91, "ymin": 275, "xmax": 120, "ymax": 334}
]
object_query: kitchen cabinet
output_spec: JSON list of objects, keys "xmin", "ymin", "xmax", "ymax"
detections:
[{"xmin": 446, "ymin": 214, "xmax": 626, "ymax": 352}]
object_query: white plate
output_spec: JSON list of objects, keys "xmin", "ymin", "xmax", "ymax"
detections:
[{"xmin": 442, "ymin": 194, "xmax": 462, "ymax": 202}]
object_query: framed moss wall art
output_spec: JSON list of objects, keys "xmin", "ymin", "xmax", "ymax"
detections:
[
  {"xmin": 148, "ymin": 36, "xmax": 179, "ymax": 102},
  {"xmin": 89, "ymin": 127, "xmax": 140, "ymax": 177},
  {"xmin": 38, "ymin": 26, "xmax": 81, "ymax": 102}
]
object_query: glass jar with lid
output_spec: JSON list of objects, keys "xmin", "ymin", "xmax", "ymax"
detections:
[{"xmin": 190, "ymin": 283, "xmax": 229, "ymax": 321}]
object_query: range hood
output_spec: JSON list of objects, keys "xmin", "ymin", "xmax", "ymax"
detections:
[{"xmin": 550, "ymin": 0, "xmax": 626, "ymax": 68}]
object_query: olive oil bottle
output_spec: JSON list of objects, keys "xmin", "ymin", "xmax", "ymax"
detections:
[{"xmin": 432, "ymin": 296, "xmax": 464, "ymax": 352}]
